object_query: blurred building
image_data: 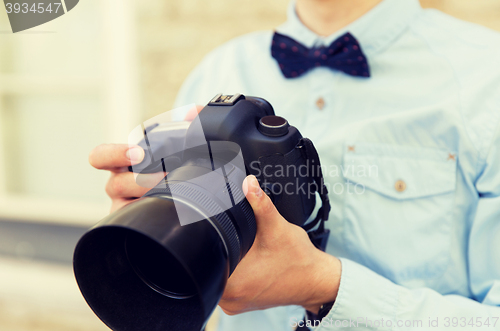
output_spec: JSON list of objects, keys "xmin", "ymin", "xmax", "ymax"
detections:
[{"xmin": 0, "ymin": 1, "xmax": 498, "ymax": 330}]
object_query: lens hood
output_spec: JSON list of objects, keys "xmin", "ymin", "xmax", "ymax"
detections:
[{"xmin": 73, "ymin": 197, "xmax": 229, "ymax": 331}]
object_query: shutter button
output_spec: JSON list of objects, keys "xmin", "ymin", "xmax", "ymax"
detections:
[{"xmin": 258, "ymin": 116, "xmax": 289, "ymax": 137}]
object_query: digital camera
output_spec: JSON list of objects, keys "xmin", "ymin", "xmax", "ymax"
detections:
[{"xmin": 73, "ymin": 94, "xmax": 331, "ymax": 331}]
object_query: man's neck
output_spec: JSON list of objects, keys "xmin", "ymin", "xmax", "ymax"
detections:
[{"xmin": 295, "ymin": 0, "xmax": 384, "ymax": 36}]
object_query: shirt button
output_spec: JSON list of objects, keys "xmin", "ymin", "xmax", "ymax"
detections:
[
  {"xmin": 315, "ymin": 97, "xmax": 325, "ymax": 110},
  {"xmin": 395, "ymin": 180, "xmax": 406, "ymax": 192}
]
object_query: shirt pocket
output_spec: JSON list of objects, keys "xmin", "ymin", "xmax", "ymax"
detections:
[{"xmin": 341, "ymin": 142, "xmax": 457, "ymax": 282}]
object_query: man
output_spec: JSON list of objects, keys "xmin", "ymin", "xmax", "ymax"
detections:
[{"xmin": 89, "ymin": 0, "xmax": 500, "ymax": 329}]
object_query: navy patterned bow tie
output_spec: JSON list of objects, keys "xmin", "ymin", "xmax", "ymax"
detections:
[{"xmin": 271, "ymin": 32, "xmax": 371, "ymax": 79}]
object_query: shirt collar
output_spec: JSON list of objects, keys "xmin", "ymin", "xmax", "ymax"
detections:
[{"xmin": 276, "ymin": 0, "xmax": 422, "ymax": 56}]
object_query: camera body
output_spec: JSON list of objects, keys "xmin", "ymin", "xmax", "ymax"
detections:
[
  {"xmin": 136, "ymin": 93, "xmax": 317, "ymax": 226},
  {"xmin": 73, "ymin": 94, "xmax": 330, "ymax": 331}
]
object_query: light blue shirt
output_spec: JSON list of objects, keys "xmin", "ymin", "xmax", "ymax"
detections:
[{"xmin": 174, "ymin": 0, "xmax": 500, "ymax": 329}]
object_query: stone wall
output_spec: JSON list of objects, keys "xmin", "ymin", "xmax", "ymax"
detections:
[{"xmin": 135, "ymin": 0, "xmax": 288, "ymax": 120}]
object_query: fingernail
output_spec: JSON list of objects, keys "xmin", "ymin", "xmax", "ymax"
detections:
[
  {"xmin": 242, "ymin": 177, "xmax": 249, "ymax": 196},
  {"xmin": 249, "ymin": 175, "xmax": 262, "ymax": 197},
  {"xmin": 126, "ymin": 147, "xmax": 144, "ymax": 163}
]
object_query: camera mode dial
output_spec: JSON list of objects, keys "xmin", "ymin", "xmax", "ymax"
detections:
[{"xmin": 258, "ymin": 116, "xmax": 289, "ymax": 137}]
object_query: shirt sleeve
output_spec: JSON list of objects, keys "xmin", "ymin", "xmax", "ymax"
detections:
[{"xmin": 311, "ymin": 125, "xmax": 500, "ymax": 331}]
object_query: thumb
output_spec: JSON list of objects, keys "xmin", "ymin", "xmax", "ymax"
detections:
[{"xmin": 242, "ymin": 175, "xmax": 285, "ymax": 233}]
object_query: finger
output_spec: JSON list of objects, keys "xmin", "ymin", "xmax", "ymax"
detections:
[
  {"xmin": 89, "ymin": 144, "xmax": 145, "ymax": 170},
  {"xmin": 242, "ymin": 175, "xmax": 284, "ymax": 232},
  {"xmin": 105, "ymin": 172, "xmax": 150, "ymax": 199},
  {"xmin": 219, "ymin": 306, "xmax": 238, "ymax": 316},
  {"xmin": 135, "ymin": 172, "xmax": 167, "ymax": 188},
  {"xmin": 110, "ymin": 199, "xmax": 135, "ymax": 213},
  {"xmin": 183, "ymin": 105, "xmax": 204, "ymax": 121}
]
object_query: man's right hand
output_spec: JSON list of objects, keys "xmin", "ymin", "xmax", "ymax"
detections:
[
  {"xmin": 89, "ymin": 144, "xmax": 164, "ymax": 213},
  {"xmin": 90, "ymin": 105, "xmax": 204, "ymax": 213}
]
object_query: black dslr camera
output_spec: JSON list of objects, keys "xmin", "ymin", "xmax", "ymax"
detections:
[{"xmin": 73, "ymin": 94, "xmax": 331, "ymax": 331}]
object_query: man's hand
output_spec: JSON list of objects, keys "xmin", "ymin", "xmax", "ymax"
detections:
[
  {"xmin": 89, "ymin": 105, "xmax": 204, "ymax": 213},
  {"xmin": 219, "ymin": 175, "xmax": 342, "ymax": 315},
  {"xmin": 88, "ymin": 144, "xmax": 164, "ymax": 212}
]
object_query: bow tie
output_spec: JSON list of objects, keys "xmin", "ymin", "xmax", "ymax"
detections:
[{"xmin": 271, "ymin": 32, "xmax": 370, "ymax": 79}]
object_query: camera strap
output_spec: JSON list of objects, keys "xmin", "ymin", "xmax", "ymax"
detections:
[
  {"xmin": 296, "ymin": 138, "xmax": 331, "ymax": 252},
  {"xmin": 258, "ymin": 137, "xmax": 332, "ymax": 252}
]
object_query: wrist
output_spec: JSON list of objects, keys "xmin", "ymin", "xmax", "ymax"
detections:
[{"xmin": 301, "ymin": 252, "xmax": 341, "ymax": 314}]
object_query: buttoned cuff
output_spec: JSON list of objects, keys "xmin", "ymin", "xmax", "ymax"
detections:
[{"xmin": 311, "ymin": 258, "xmax": 399, "ymax": 330}]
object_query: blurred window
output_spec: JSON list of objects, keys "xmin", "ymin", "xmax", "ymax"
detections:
[{"xmin": 0, "ymin": 0, "xmax": 141, "ymax": 225}]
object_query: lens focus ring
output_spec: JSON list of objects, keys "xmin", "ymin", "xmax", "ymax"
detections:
[{"xmin": 144, "ymin": 181, "xmax": 243, "ymax": 273}]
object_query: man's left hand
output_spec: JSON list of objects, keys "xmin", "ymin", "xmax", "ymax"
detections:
[{"xmin": 219, "ymin": 175, "xmax": 342, "ymax": 315}]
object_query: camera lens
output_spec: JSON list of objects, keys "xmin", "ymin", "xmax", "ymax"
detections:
[
  {"xmin": 125, "ymin": 232, "xmax": 197, "ymax": 299},
  {"xmin": 73, "ymin": 196, "xmax": 235, "ymax": 331},
  {"xmin": 74, "ymin": 156, "xmax": 256, "ymax": 331}
]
